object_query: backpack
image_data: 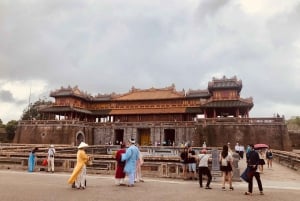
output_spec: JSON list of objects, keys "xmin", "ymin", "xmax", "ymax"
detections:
[
  {"xmin": 221, "ymin": 157, "xmax": 228, "ymax": 166},
  {"xmin": 267, "ymin": 151, "xmax": 273, "ymax": 159}
]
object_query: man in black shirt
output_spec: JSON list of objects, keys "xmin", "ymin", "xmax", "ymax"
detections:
[
  {"xmin": 180, "ymin": 146, "xmax": 189, "ymax": 180},
  {"xmin": 245, "ymin": 144, "xmax": 264, "ymax": 195},
  {"xmin": 187, "ymin": 145, "xmax": 197, "ymax": 180}
]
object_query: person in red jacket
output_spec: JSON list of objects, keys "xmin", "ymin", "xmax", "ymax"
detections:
[{"xmin": 115, "ymin": 144, "xmax": 126, "ymax": 185}]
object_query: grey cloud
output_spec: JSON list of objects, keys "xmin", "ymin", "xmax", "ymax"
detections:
[
  {"xmin": 0, "ymin": 1, "xmax": 299, "ymax": 122},
  {"xmin": 196, "ymin": 0, "xmax": 231, "ymax": 19},
  {"xmin": 0, "ymin": 90, "xmax": 14, "ymax": 102},
  {"xmin": 267, "ymin": 3, "xmax": 300, "ymax": 47}
]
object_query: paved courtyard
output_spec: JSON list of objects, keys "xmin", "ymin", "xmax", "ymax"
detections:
[{"xmin": 0, "ymin": 159, "xmax": 299, "ymax": 201}]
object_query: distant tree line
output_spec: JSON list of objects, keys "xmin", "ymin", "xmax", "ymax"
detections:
[
  {"xmin": 0, "ymin": 99, "xmax": 52, "ymax": 142},
  {"xmin": 287, "ymin": 117, "xmax": 300, "ymax": 126}
]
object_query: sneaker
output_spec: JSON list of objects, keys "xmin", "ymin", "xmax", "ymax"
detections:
[
  {"xmin": 229, "ymin": 187, "xmax": 234, "ymax": 191},
  {"xmin": 222, "ymin": 187, "xmax": 226, "ymax": 191},
  {"xmin": 205, "ymin": 186, "xmax": 212, "ymax": 189},
  {"xmin": 260, "ymin": 191, "xmax": 264, "ymax": 195},
  {"xmin": 244, "ymin": 192, "xmax": 252, "ymax": 195}
]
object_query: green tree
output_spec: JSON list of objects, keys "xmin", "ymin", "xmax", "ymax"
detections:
[
  {"xmin": 5, "ymin": 120, "xmax": 18, "ymax": 141},
  {"xmin": 21, "ymin": 99, "xmax": 52, "ymax": 120},
  {"xmin": 0, "ymin": 118, "xmax": 5, "ymax": 129},
  {"xmin": 295, "ymin": 117, "xmax": 300, "ymax": 126}
]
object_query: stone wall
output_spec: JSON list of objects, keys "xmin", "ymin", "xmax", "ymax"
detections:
[
  {"xmin": 196, "ymin": 123, "xmax": 291, "ymax": 150},
  {"xmin": 288, "ymin": 131, "xmax": 300, "ymax": 149},
  {"xmin": 14, "ymin": 121, "xmax": 93, "ymax": 146},
  {"xmin": 14, "ymin": 119, "xmax": 292, "ymax": 151}
]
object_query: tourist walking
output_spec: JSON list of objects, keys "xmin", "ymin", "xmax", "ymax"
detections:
[
  {"xmin": 68, "ymin": 142, "xmax": 90, "ymax": 189},
  {"xmin": 28, "ymin": 147, "xmax": 38, "ymax": 172},
  {"xmin": 219, "ymin": 144, "xmax": 234, "ymax": 191},
  {"xmin": 47, "ymin": 144, "xmax": 56, "ymax": 173},
  {"xmin": 266, "ymin": 148, "xmax": 273, "ymax": 168},
  {"xmin": 187, "ymin": 144, "xmax": 197, "ymax": 180},
  {"xmin": 245, "ymin": 144, "xmax": 264, "ymax": 195},
  {"xmin": 180, "ymin": 146, "xmax": 189, "ymax": 180},
  {"xmin": 115, "ymin": 144, "xmax": 126, "ymax": 185},
  {"xmin": 135, "ymin": 144, "xmax": 144, "ymax": 182},
  {"xmin": 258, "ymin": 149, "xmax": 265, "ymax": 173},
  {"xmin": 198, "ymin": 149, "xmax": 212, "ymax": 189},
  {"xmin": 246, "ymin": 144, "xmax": 251, "ymax": 161},
  {"xmin": 239, "ymin": 145, "xmax": 245, "ymax": 159},
  {"xmin": 235, "ymin": 143, "xmax": 240, "ymax": 156},
  {"xmin": 227, "ymin": 142, "xmax": 233, "ymax": 154},
  {"xmin": 121, "ymin": 139, "xmax": 139, "ymax": 187}
]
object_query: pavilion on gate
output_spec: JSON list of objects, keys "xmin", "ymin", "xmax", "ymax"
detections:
[{"xmin": 39, "ymin": 76, "xmax": 253, "ymax": 122}]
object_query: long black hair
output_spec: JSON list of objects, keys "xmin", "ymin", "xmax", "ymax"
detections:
[{"xmin": 221, "ymin": 145, "xmax": 229, "ymax": 158}]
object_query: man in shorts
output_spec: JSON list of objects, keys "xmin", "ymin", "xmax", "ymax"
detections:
[{"xmin": 187, "ymin": 144, "xmax": 197, "ymax": 180}]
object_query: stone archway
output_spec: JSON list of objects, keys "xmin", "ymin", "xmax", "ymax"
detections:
[{"xmin": 76, "ymin": 131, "xmax": 85, "ymax": 146}]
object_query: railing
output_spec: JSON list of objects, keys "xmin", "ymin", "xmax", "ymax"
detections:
[
  {"xmin": 2, "ymin": 143, "xmax": 298, "ymax": 179},
  {"xmin": 197, "ymin": 117, "xmax": 285, "ymax": 125},
  {"xmin": 273, "ymin": 150, "xmax": 300, "ymax": 171},
  {"xmin": 0, "ymin": 144, "xmax": 225, "ymax": 179},
  {"xmin": 18, "ymin": 117, "xmax": 285, "ymax": 126}
]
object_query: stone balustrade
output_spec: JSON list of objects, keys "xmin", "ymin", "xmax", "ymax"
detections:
[
  {"xmin": 5, "ymin": 144, "xmax": 299, "ymax": 180},
  {"xmin": 273, "ymin": 150, "xmax": 300, "ymax": 171},
  {"xmin": 18, "ymin": 117, "xmax": 285, "ymax": 126}
]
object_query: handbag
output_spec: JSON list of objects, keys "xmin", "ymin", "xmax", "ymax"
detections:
[
  {"xmin": 42, "ymin": 158, "xmax": 48, "ymax": 166},
  {"xmin": 240, "ymin": 166, "xmax": 254, "ymax": 183},
  {"xmin": 240, "ymin": 167, "xmax": 249, "ymax": 182}
]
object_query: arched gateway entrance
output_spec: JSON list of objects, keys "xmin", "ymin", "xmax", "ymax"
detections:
[{"xmin": 76, "ymin": 131, "xmax": 85, "ymax": 146}]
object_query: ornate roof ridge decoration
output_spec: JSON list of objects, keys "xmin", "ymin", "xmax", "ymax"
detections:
[
  {"xmin": 208, "ymin": 75, "xmax": 242, "ymax": 92},
  {"xmin": 50, "ymin": 85, "xmax": 92, "ymax": 99},
  {"xmin": 129, "ymin": 83, "xmax": 177, "ymax": 93}
]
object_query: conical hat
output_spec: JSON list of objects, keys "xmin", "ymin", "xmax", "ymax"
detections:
[{"xmin": 78, "ymin": 142, "xmax": 89, "ymax": 149}]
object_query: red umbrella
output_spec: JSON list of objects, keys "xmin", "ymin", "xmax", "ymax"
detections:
[{"xmin": 254, "ymin": 144, "xmax": 269, "ymax": 150}]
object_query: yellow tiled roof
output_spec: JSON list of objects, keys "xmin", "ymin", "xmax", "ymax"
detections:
[{"xmin": 114, "ymin": 87, "xmax": 185, "ymax": 100}]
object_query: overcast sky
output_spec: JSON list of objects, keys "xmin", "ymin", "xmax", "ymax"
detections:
[{"xmin": 0, "ymin": 0, "xmax": 300, "ymax": 124}]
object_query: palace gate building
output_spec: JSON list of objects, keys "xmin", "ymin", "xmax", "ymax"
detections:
[{"xmin": 14, "ymin": 76, "xmax": 291, "ymax": 150}]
